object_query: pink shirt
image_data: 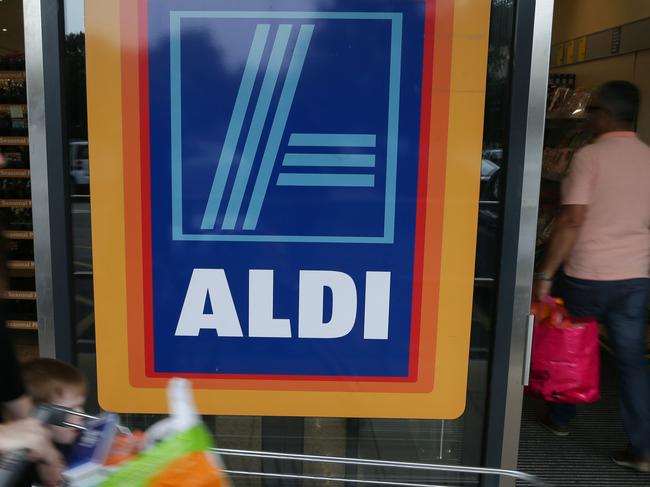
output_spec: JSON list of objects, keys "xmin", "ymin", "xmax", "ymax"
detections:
[{"xmin": 562, "ymin": 132, "xmax": 650, "ymax": 280}]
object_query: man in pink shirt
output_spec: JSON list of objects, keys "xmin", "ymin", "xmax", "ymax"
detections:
[{"xmin": 534, "ymin": 81, "xmax": 650, "ymax": 472}]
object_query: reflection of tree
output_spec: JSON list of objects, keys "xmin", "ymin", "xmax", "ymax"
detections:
[
  {"xmin": 482, "ymin": 1, "xmax": 514, "ymax": 151},
  {"xmin": 64, "ymin": 32, "xmax": 87, "ymax": 140}
]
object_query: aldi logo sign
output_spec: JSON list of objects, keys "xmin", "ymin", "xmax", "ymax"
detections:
[
  {"xmin": 170, "ymin": 13, "xmax": 402, "ymax": 243},
  {"xmin": 152, "ymin": 7, "xmax": 419, "ymax": 379},
  {"xmin": 87, "ymin": 0, "xmax": 490, "ymax": 418}
]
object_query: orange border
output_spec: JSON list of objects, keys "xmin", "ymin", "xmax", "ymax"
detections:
[
  {"xmin": 122, "ymin": 0, "xmax": 445, "ymax": 394},
  {"xmin": 88, "ymin": 0, "xmax": 490, "ymax": 418}
]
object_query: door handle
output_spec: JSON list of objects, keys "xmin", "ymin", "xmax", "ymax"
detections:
[{"xmin": 522, "ymin": 314, "xmax": 535, "ymax": 386}]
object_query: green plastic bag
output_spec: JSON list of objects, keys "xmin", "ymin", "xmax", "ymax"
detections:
[{"xmin": 100, "ymin": 425, "xmax": 213, "ymax": 487}]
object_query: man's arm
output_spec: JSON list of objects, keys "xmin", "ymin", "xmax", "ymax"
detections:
[
  {"xmin": 2, "ymin": 395, "xmax": 33, "ymax": 421},
  {"xmin": 533, "ymin": 204, "xmax": 587, "ymax": 300}
]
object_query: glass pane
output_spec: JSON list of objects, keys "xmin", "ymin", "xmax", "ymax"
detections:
[
  {"xmin": 482, "ymin": 0, "xmax": 515, "ymax": 155},
  {"xmin": 73, "ymin": 275, "xmax": 94, "ymax": 341},
  {"xmin": 474, "ymin": 0, "xmax": 515, "ymax": 280},
  {"xmin": 71, "ymin": 197, "xmax": 93, "ymax": 273},
  {"xmin": 62, "ymin": 1, "xmax": 515, "ymax": 484},
  {"xmin": 475, "ymin": 203, "xmax": 502, "ymax": 279}
]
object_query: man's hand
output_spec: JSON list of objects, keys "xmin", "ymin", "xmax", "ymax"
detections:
[
  {"xmin": 0, "ymin": 419, "xmax": 64, "ymax": 486},
  {"xmin": 532, "ymin": 278, "xmax": 553, "ymax": 302}
]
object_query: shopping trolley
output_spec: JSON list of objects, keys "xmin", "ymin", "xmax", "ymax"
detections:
[
  {"xmin": 213, "ymin": 447, "xmax": 548, "ymax": 486},
  {"xmin": 0, "ymin": 405, "xmax": 549, "ymax": 487}
]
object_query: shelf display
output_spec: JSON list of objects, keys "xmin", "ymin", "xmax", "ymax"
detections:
[
  {"xmin": 0, "ymin": 78, "xmax": 27, "ymax": 104},
  {"xmin": 0, "ymin": 146, "xmax": 29, "ymax": 168},
  {"xmin": 547, "ymin": 88, "xmax": 591, "ymax": 119},
  {"xmin": 0, "ymin": 207, "xmax": 33, "ymax": 230},
  {"xmin": 0, "ymin": 54, "xmax": 26, "ymax": 72},
  {"xmin": 536, "ymin": 81, "xmax": 593, "ymax": 254},
  {"xmin": 0, "ymin": 52, "xmax": 38, "ymax": 352},
  {"xmin": 6, "ymin": 238, "xmax": 35, "ymax": 260},
  {"xmin": 0, "ymin": 104, "xmax": 28, "ymax": 136},
  {"xmin": 4, "ymin": 229, "xmax": 34, "ymax": 239}
]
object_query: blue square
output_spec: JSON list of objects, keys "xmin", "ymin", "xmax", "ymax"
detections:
[
  {"xmin": 170, "ymin": 11, "xmax": 402, "ymax": 243},
  {"xmin": 147, "ymin": 0, "xmax": 425, "ymax": 378}
]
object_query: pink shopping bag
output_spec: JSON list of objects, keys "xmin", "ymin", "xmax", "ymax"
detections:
[{"xmin": 526, "ymin": 297, "xmax": 600, "ymax": 403}]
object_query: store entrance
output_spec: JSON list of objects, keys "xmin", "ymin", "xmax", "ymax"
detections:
[{"xmin": 518, "ymin": 1, "xmax": 650, "ymax": 485}]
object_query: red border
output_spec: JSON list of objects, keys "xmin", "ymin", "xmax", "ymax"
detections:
[
  {"xmin": 139, "ymin": 0, "xmax": 155, "ymax": 378},
  {"xmin": 407, "ymin": 0, "xmax": 436, "ymax": 381},
  {"xmin": 140, "ymin": 1, "xmax": 437, "ymax": 383}
]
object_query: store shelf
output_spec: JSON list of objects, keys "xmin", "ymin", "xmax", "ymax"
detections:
[
  {"xmin": 0, "ymin": 199, "xmax": 31, "ymax": 208},
  {"xmin": 0, "ymin": 71, "xmax": 26, "ymax": 80},
  {"xmin": 6, "ymin": 320, "xmax": 38, "ymax": 331},
  {"xmin": 1, "ymin": 57, "xmax": 35, "ymax": 347},
  {"xmin": 0, "ymin": 168, "xmax": 30, "ymax": 178},
  {"xmin": 545, "ymin": 115, "xmax": 587, "ymax": 121},
  {"xmin": 0, "ymin": 103, "xmax": 27, "ymax": 112},
  {"xmin": 4, "ymin": 290, "xmax": 37, "ymax": 300},
  {"xmin": 0, "ymin": 136, "xmax": 29, "ymax": 146},
  {"xmin": 3, "ymin": 230, "xmax": 34, "ymax": 240},
  {"xmin": 7, "ymin": 260, "xmax": 35, "ymax": 270}
]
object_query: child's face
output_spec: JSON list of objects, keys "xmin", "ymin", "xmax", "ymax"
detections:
[{"xmin": 50, "ymin": 387, "xmax": 86, "ymax": 445}]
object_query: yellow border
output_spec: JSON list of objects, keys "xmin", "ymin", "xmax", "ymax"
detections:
[{"xmin": 87, "ymin": 0, "xmax": 490, "ymax": 418}]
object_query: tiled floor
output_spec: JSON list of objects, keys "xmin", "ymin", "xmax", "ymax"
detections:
[{"xmin": 518, "ymin": 354, "xmax": 650, "ymax": 486}]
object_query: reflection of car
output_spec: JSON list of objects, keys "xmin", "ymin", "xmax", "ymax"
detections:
[
  {"xmin": 481, "ymin": 158, "xmax": 499, "ymax": 179},
  {"xmin": 482, "ymin": 148, "xmax": 503, "ymax": 165},
  {"xmin": 70, "ymin": 141, "xmax": 89, "ymax": 194},
  {"xmin": 480, "ymin": 158, "xmax": 501, "ymax": 201},
  {"xmin": 476, "ymin": 157, "xmax": 502, "ymax": 279}
]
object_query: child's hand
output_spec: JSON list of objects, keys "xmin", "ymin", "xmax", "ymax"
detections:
[{"xmin": 0, "ymin": 419, "xmax": 64, "ymax": 486}]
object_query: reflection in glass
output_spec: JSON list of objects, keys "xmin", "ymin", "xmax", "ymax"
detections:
[{"xmin": 61, "ymin": 0, "xmax": 516, "ymax": 483}]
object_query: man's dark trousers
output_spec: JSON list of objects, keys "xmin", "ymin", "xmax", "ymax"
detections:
[{"xmin": 548, "ymin": 275, "xmax": 650, "ymax": 456}]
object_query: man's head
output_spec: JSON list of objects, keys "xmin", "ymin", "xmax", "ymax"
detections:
[
  {"xmin": 23, "ymin": 358, "xmax": 87, "ymax": 444},
  {"xmin": 588, "ymin": 80, "xmax": 640, "ymax": 136}
]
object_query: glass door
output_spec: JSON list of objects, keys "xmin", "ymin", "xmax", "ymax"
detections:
[{"xmin": 23, "ymin": 0, "xmax": 553, "ymax": 485}]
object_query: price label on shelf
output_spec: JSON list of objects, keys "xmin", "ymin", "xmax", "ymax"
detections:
[
  {"xmin": 4, "ymin": 290, "xmax": 37, "ymax": 300},
  {"xmin": 0, "ymin": 136, "xmax": 29, "ymax": 146},
  {"xmin": 7, "ymin": 320, "xmax": 38, "ymax": 330}
]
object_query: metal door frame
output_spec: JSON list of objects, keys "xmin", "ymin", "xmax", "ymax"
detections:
[
  {"xmin": 23, "ymin": 0, "xmax": 75, "ymax": 362},
  {"xmin": 483, "ymin": 1, "xmax": 554, "ymax": 486}
]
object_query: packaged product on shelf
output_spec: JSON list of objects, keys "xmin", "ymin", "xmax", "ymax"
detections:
[
  {"xmin": 537, "ymin": 215, "xmax": 556, "ymax": 248},
  {"xmin": 8, "ymin": 275, "xmax": 36, "ymax": 292},
  {"xmin": 563, "ymin": 90, "xmax": 591, "ymax": 118},
  {"xmin": 1, "ymin": 178, "xmax": 31, "ymax": 199},
  {"xmin": 541, "ymin": 147, "xmax": 573, "ymax": 180},
  {"xmin": 0, "ymin": 105, "xmax": 27, "ymax": 136},
  {"xmin": 4, "ymin": 298, "xmax": 37, "ymax": 322},
  {"xmin": 536, "ymin": 205, "xmax": 557, "ymax": 248},
  {"xmin": 548, "ymin": 73, "xmax": 576, "ymax": 89},
  {"xmin": 10, "ymin": 117, "xmax": 27, "ymax": 136},
  {"xmin": 0, "ymin": 79, "xmax": 27, "ymax": 104},
  {"xmin": 0, "ymin": 54, "xmax": 26, "ymax": 72},
  {"xmin": 6, "ymin": 238, "xmax": 34, "ymax": 260},
  {"xmin": 0, "ymin": 111, "xmax": 10, "ymax": 133},
  {"xmin": 0, "ymin": 207, "xmax": 33, "ymax": 229},
  {"xmin": 566, "ymin": 128, "xmax": 592, "ymax": 150},
  {"xmin": 546, "ymin": 85, "xmax": 591, "ymax": 119},
  {"xmin": 0, "ymin": 147, "xmax": 29, "ymax": 168},
  {"xmin": 546, "ymin": 86, "xmax": 571, "ymax": 116}
]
